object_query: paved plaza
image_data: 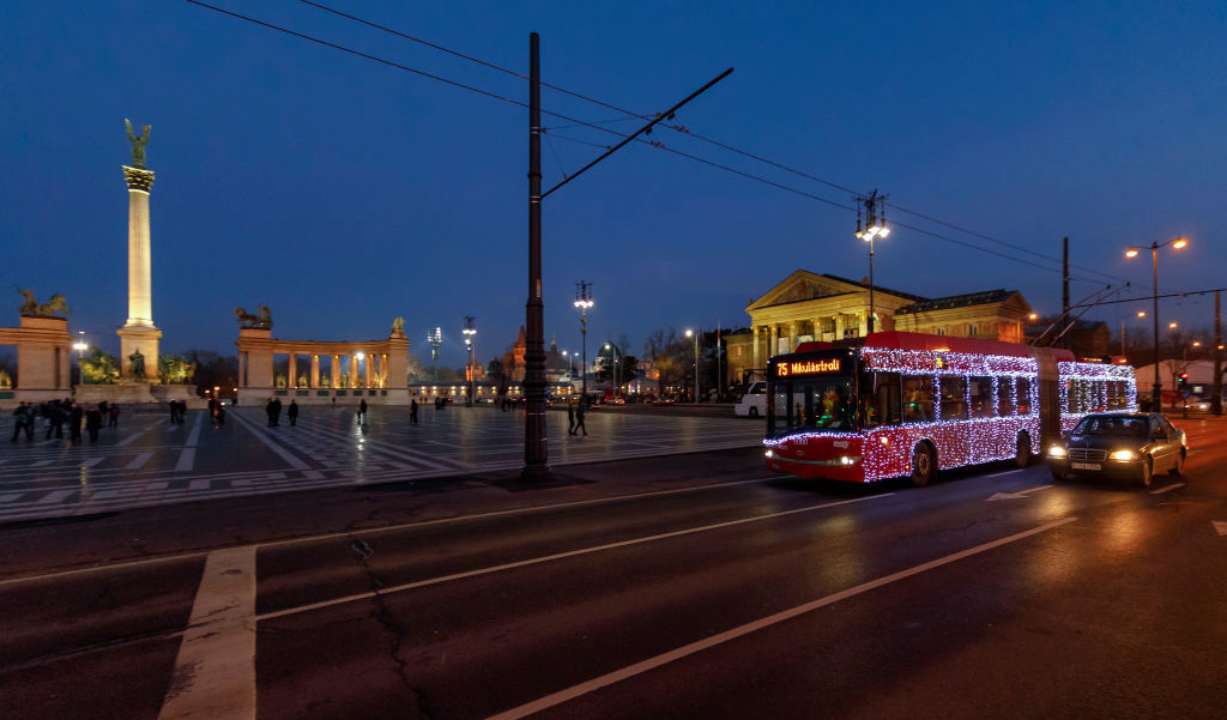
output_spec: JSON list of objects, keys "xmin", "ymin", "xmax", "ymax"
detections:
[{"xmin": 0, "ymin": 405, "xmax": 762, "ymax": 523}]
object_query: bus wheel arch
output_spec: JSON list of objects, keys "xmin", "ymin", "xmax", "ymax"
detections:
[{"xmin": 910, "ymin": 440, "xmax": 937, "ymax": 487}]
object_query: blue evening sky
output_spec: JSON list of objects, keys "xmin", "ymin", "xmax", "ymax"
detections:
[{"xmin": 2, "ymin": 1, "xmax": 1224, "ymax": 366}]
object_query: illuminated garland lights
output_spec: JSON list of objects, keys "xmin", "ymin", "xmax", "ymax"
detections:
[
  {"xmin": 766, "ymin": 348, "xmax": 1042, "ymax": 481},
  {"xmin": 1057, "ymin": 362, "xmax": 1138, "ymax": 430}
]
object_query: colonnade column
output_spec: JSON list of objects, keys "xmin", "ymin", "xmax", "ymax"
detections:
[
  {"xmin": 310, "ymin": 354, "xmax": 320, "ymax": 388},
  {"xmin": 382, "ymin": 352, "xmax": 389, "ymax": 387},
  {"xmin": 331, "ymin": 354, "xmax": 340, "ymax": 388},
  {"xmin": 288, "ymin": 354, "xmax": 298, "ymax": 388},
  {"xmin": 349, "ymin": 354, "xmax": 359, "ymax": 388},
  {"xmin": 364, "ymin": 354, "xmax": 372, "ymax": 388},
  {"xmin": 789, "ymin": 321, "xmax": 799, "ymax": 351},
  {"xmin": 751, "ymin": 326, "xmax": 760, "ymax": 368}
]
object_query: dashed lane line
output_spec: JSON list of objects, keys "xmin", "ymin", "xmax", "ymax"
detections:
[
  {"xmin": 1150, "ymin": 482, "xmax": 1185, "ymax": 495},
  {"xmin": 485, "ymin": 516, "xmax": 1080, "ymax": 720}
]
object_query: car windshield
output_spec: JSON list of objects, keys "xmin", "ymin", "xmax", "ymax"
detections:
[{"xmin": 1073, "ymin": 415, "xmax": 1149, "ymax": 437}]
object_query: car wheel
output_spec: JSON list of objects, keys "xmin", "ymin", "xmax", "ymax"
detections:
[
  {"xmin": 910, "ymin": 443, "xmax": 936, "ymax": 488},
  {"xmin": 1015, "ymin": 432, "xmax": 1032, "ymax": 468},
  {"xmin": 1169, "ymin": 449, "xmax": 1186, "ymax": 478},
  {"xmin": 1138, "ymin": 457, "xmax": 1154, "ymax": 488},
  {"xmin": 1050, "ymin": 466, "xmax": 1070, "ymax": 483},
  {"xmin": 748, "ymin": 407, "xmax": 759, "ymax": 418}
]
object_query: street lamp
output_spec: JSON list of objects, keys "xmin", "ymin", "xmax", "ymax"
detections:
[
  {"xmin": 855, "ymin": 190, "xmax": 890, "ymax": 334},
  {"xmin": 1136, "ymin": 310, "xmax": 1147, "ymax": 318},
  {"xmin": 603, "ymin": 341, "xmax": 621, "ymax": 398},
  {"xmin": 426, "ymin": 327, "xmax": 443, "ymax": 383},
  {"xmin": 684, "ymin": 328, "xmax": 700, "ymax": 402},
  {"xmin": 72, "ymin": 331, "xmax": 89, "ymax": 386},
  {"xmin": 574, "ymin": 281, "xmax": 594, "ymax": 403},
  {"xmin": 1124, "ymin": 235, "xmax": 1189, "ymax": 409},
  {"xmin": 462, "ymin": 316, "xmax": 477, "ymax": 405},
  {"xmin": 1027, "ymin": 312, "xmax": 1039, "ymax": 322}
]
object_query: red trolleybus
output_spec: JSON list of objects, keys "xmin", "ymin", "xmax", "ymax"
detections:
[{"xmin": 763, "ymin": 332, "xmax": 1136, "ymax": 486}]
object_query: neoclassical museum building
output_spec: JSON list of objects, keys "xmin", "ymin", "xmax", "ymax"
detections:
[{"xmin": 724, "ymin": 270, "xmax": 1034, "ymax": 385}]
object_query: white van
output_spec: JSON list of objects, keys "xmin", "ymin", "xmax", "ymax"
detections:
[{"xmin": 734, "ymin": 381, "xmax": 767, "ymax": 417}]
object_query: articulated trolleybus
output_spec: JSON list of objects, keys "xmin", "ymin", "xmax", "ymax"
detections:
[{"xmin": 763, "ymin": 332, "xmax": 1137, "ymax": 486}]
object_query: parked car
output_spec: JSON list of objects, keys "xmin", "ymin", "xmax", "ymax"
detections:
[{"xmin": 1046, "ymin": 412, "xmax": 1187, "ymax": 488}]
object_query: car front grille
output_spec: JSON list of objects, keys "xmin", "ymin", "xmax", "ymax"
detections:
[{"xmin": 1068, "ymin": 448, "xmax": 1107, "ymax": 462}]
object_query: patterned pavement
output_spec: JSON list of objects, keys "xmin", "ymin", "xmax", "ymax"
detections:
[{"xmin": 0, "ymin": 405, "xmax": 762, "ymax": 523}]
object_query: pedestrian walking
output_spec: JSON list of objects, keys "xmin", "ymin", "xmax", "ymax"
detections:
[
  {"xmin": 107, "ymin": 403, "xmax": 120, "ymax": 429},
  {"xmin": 69, "ymin": 403, "xmax": 83, "ymax": 444},
  {"xmin": 85, "ymin": 405, "xmax": 103, "ymax": 443},
  {"xmin": 358, "ymin": 398, "xmax": 368, "ymax": 425},
  {"xmin": 265, "ymin": 397, "xmax": 276, "ymax": 427},
  {"xmin": 567, "ymin": 400, "xmax": 576, "ymax": 436},
  {"xmin": 409, "ymin": 398, "xmax": 419, "ymax": 425},
  {"xmin": 272, "ymin": 397, "xmax": 283, "ymax": 427},
  {"xmin": 10, "ymin": 403, "xmax": 33, "ymax": 442},
  {"xmin": 45, "ymin": 401, "xmax": 65, "ymax": 440},
  {"xmin": 287, "ymin": 399, "xmax": 299, "ymax": 427},
  {"xmin": 574, "ymin": 398, "xmax": 588, "ymax": 437},
  {"xmin": 215, "ymin": 402, "xmax": 226, "ymax": 428}
]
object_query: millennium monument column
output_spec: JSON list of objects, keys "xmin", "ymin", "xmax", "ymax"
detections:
[{"xmin": 116, "ymin": 118, "xmax": 162, "ymax": 379}]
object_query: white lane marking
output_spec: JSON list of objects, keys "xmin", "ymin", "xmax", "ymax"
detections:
[
  {"xmin": 174, "ymin": 449, "xmax": 197, "ymax": 473},
  {"xmin": 117, "ymin": 422, "xmax": 160, "ymax": 447},
  {"xmin": 189, "ymin": 479, "xmax": 210, "ymax": 491},
  {"xmin": 0, "ymin": 493, "xmax": 22, "ymax": 503},
  {"xmin": 1213, "ymin": 521, "xmax": 1227, "ymax": 537},
  {"xmin": 302, "ymin": 470, "xmax": 325, "ymax": 480},
  {"xmin": 230, "ymin": 411, "xmax": 309, "ymax": 470},
  {"xmin": 37, "ymin": 489, "xmax": 75, "ymax": 504},
  {"xmin": 81, "ymin": 457, "xmax": 106, "ymax": 469},
  {"xmin": 987, "ymin": 484, "xmax": 1053, "ymax": 502},
  {"xmin": 983, "ymin": 469, "xmax": 1023, "ymax": 479},
  {"xmin": 0, "ymin": 476, "xmax": 780, "ymax": 587},
  {"xmin": 1149, "ymin": 482, "xmax": 1185, "ymax": 495},
  {"xmin": 125, "ymin": 451, "xmax": 154, "ymax": 470},
  {"xmin": 185, "ymin": 412, "xmax": 203, "ymax": 447},
  {"xmin": 31, "ymin": 460, "xmax": 54, "ymax": 467},
  {"xmin": 157, "ymin": 546, "xmax": 257, "ymax": 720},
  {"xmin": 257, "ymin": 493, "xmax": 894, "ymax": 622},
  {"xmin": 485, "ymin": 516, "xmax": 1080, "ymax": 720}
]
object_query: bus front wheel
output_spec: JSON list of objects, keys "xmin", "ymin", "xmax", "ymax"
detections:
[{"xmin": 910, "ymin": 443, "xmax": 936, "ymax": 487}]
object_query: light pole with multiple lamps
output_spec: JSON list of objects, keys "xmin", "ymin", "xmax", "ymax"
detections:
[
  {"xmin": 684, "ymin": 328, "xmax": 700, "ymax": 402},
  {"xmin": 574, "ymin": 282, "xmax": 594, "ymax": 404},
  {"xmin": 1125, "ymin": 236, "xmax": 1188, "ymax": 409},
  {"xmin": 462, "ymin": 316, "xmax": 477, "ymax": 406},
  {"xmin": 426, "ymin": 327, "xmax": 443, "ymax": 384},
  {"xmin": 72, "ymin": 331, "xmax": 89, "ymax": 386},
  {"xmin": 854, "ymin": 190, "xmax": 890, "ymax": 334}
]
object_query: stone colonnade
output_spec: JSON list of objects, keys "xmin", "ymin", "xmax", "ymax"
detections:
[
  {"xmin": 0, "ymin": 316, "xmax": 73, "ymax": 405},
  {"xmin": 236, "ymin": 327, "xmax": 410, "ymax": 405},
  {"xmin": 750, "ymin": 312, "xmax": 870, "ymax": 368}
]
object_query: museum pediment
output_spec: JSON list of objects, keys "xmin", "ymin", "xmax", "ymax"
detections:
[{"xmin": 746, "ymin": 270, "xmax": 860, "ymax": 311}]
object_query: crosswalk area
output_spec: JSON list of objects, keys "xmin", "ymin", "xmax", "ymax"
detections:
[{"xmin": 0, "ymin": 405, "xmax": 763, "ymax": 522}]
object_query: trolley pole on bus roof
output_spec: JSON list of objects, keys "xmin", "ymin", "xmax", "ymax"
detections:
[{"xmin": 521, "ymin": 32, "xmax": 733, "ymax": 480}]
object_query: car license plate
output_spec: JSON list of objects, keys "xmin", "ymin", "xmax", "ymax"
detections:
[{"xmin": 1071, "ymin": 462, "xmax": 1101, "ymax": 471}]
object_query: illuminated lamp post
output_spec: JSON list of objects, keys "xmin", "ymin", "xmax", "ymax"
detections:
[
  {"xmin": 574, "ymin": 282, "xmax": 594, "ymax": 403},
  {"xmin": 426, "ymin": 327, "xmax": 443, "ymax": 384},
  {"xmin": 685, "ymin": 328, "xmax": 700, "ymax": 402},
  {"xmin": 462, "ymin": 316, "xmax": 477, "ymax": 406},
  {"xmin": 1125, "ymin": 236, "xmax": 1188, "ymax": 409},
  {"xmin": 603, "ymin": 341, "xmax": 621, "ymax": 398},
  {"xmin": 72, "ymin": 332, "xmax": 89, "ymax": 386},
  {"xmin": 855, "ymin": 190, "xmax": 890, "ymax": 335}
]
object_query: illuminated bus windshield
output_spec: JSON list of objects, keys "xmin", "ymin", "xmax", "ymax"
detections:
[{"xmin": 767, "ymin": 351, "xmax": 856, "ymax": 437}]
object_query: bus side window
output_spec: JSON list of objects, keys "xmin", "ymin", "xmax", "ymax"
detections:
[
  {"xmin": 997, "ymin": 377, "xmax": 1015, "ymax": 416},
  {"xmin": 864, "ymin": 372, "xmax": 900, "ymax": 427},
  {"xmin": 969, "ymin": 376, "xmax": 993, "ymax": 418},
  {"xmin": 940, "ymin": 376, "xmax": 968, "ymax": 420},
  {"xmin": 902, "ymin": 375, "xmax": 935, "ymax": 423},
  {"xmin": 1017, "ymin": 377, "xmax": 1033, "ymax": 415}
]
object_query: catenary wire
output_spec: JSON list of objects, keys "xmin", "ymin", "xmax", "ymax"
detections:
[
  {"xmin": 294, "ymin": 0, "xmax": 1126, "ymax": 283},
  {"xmin": 189, "ymin": 0, "xmax": 1107, "ymax": 284}
]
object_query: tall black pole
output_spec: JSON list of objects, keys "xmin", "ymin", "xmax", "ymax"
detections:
[
  {"xmin": 1151, "ymin": 243, "xmax": 1161, "ymax": 410},
  {"xmin": 1213, "ymin": 289, "xmax": 1222, "ymax": 416},
  {"xmin": 524, "ymin": 32, "xmax": 548, "ymax": 479},
  {"xmin": 1061, "ymin": 236, "xmax": 1070, "ymax": 348}
]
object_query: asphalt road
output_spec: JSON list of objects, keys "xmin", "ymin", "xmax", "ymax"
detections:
[{"xmin": 1, "ymin": 416, "xmax": 1225, "ymax": 719}]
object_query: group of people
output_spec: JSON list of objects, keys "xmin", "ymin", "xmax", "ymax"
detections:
[
  {"xmin": 265, "ymin": 397, "xmax": 300, "ymax": 427},
  {"xmin": 566, "ymin": 397, "xmax": 588, "ymax": 437},
  {"xmin": 10, "ymin": 399, "xmax": 117, "ymax": 444}
]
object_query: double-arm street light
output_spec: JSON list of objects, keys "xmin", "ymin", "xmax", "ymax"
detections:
[
  {"xmin": 684, "ymin": 328, "xmax": 700, "ymax": 402},
  {"xmin": 426, "ymin": 327, "xmax": 443, "ymax": 384},
  {"xmin": 1125, "ymin": 236, "xmax": 1188, "ymax": 409},
  {"xmin": 855, "ymin": 190, "xmax": 891, "ymax": 334},
  {"xmin": 463, "ymin": 316, "xmax": 477, "ymax": 406},
  {"xmin": 574, "ymin": 282, "xmax": 594, "ymax": 404}
]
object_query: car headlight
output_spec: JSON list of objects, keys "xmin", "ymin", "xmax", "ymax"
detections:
[
  {"xmin": 1108, "ymin": 449, "xmax": 1138, "ymax": 462},
  {"xmin": 764, "ymin": 449, "xmax": 774, "ymax": 459},
  {"xmin": 1047, "ymin": 445, "xmax": 1067, "ymax": 458}
]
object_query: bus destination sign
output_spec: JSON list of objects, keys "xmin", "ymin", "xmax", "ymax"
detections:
[{"xmin": 777, "ymin": 357, "xmax": 842, "ymax": 378}]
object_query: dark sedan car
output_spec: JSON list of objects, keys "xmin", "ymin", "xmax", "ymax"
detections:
[{"xmin": 1046, "ymin": 412, "xmax": 1187, "ymax": 488}]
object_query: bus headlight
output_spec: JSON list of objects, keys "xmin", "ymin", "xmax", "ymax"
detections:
[
  {"xmin": 1047, "ymin": 445, "xmax": 1067, "ymax": 459},
  {"xmin": 1108, "ymin": 449, "xmax": 1137, "ymax": 462},
  {"xmin": 838, "ymin": 455, "xmax": 858, "ymax": 466}
]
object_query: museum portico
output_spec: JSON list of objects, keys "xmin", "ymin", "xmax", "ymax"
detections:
[{"xmin": 235, "ymin": 320, "xmax": 411, "ymax": 405}]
